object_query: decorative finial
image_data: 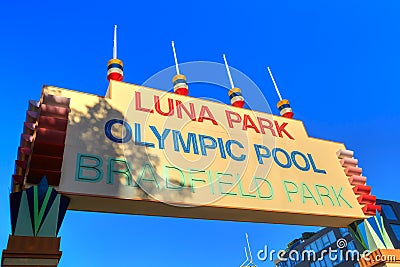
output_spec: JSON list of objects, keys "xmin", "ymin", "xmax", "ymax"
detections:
[
  {"xmin": 107, "ymin": 25, "xmax": 124, "ymax": 81},
  {"xmin": 171, "ymin": 41, "xmax": 188, "ymax": 95},
  {"xmin": 267, "ymin": 67, "xmax": 293, "ymax": 118},
  {"xmin": 223, "ymin": 54, "xmax": 245, "ymax": 108}
]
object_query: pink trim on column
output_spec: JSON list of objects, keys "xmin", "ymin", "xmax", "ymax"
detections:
[
  {"xmin": 340, "ymin": 158, "xmax": 358, "ymax": 167},
  {"xmin": 345, "ymin": 166, "xmax": 362, "ymax": 176},
  {"xmin": 348, "ymin": 175, "xmax": 367, "ymax": 186}
]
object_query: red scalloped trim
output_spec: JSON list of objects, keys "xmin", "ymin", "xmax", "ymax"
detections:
[
  {"xmin": 12, "ymin": 93, "xmax": 70, "ymax": 190},
  {"xmin": 337, "ymin": 149, "xmax": 380, "ymax": 216}
]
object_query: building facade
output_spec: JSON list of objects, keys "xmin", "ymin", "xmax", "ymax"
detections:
[
  {"xmin": 275, "ymin": 199, "xmax": 400, "ymax": 267},
  {"xmin": 275, "ymin": 227, "xmax": 359, "ymax": 267}
]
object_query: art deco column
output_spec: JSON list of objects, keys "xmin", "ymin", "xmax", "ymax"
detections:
[
  {"xmin": 2, "ymin": 178, "xmax": 69, "ymax": 267},
  {"xmin": 338, "ymin": 149, "xmax": 400, "ymax": 267}
]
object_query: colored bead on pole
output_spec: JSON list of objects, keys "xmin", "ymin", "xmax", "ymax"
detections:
[
  {"xmin": 107, "ymin": 58, "xmax": 124, "ymax": 81},
  {"xmin": 172, "ymin": 74, "xmax": 189, "ymax": 96},
  {"xmin": 277, "ymin": 99, "xmax": 294, "ymax": 118},
  {"xmin": 171, "ymin": 41, "xmax": 188, "ymax": 95},
  {"xmin": 228, "ymin": 88, "xmax": 245, "ymax": 108},
  {"xmin": 267, "ymin": 67, "xmax": 294, "ymax": 118},
  {"xmin": 223, "ymin": 54, "xmax": 245, "ymax": 108}
]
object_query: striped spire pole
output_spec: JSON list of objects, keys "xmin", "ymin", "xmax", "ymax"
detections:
[
  {"xmin": 107, "ymin": 25, "xmax": 124, "ymax": 81},
  {"xmin": 267, "ymin": 67, "xmax": 294, "ymax": 118},
  {"xmin": 171, "ymin": 41, "xmax": 189, "ymax": 95},
  {"xmin": 223, "ymin": 54, "xmax": 245, "ymax": 108}
]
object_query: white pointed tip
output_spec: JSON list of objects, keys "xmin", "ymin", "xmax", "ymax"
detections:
[
  {"xmin": 113, "ymin": 25, "xmax": 118, "ymax": 59},
  {"xmin": 222, "ymin": 54, "xmax": 228, "ymax": 65},
  {"xmin": 171, "ymin": 41, "xmax": 180, "ymax": 75}
]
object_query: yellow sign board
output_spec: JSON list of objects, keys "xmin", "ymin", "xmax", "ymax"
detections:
[{"xmin": 44, "ymin": 80, "xmax": 366, "ymax": 227}]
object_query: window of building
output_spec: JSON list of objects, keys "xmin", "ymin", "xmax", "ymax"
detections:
[
  {"xmin": 311, "ymin": 242, "xmax": 318, "ymax": 252},
  {"xmin": 316, "ymin": 238, "xmax": 324, "ymax": 251},
  {"xmin": 332, "ymin": 251, "xmax": 344, "ymax": 266},
  {"xmin": 320, "ymin": 257, "xmax": 327, "ymax": 267},
  {"xmin": 390, "ymin": 224, "xmax": 400, "ymax": 241},
  {"xmin": 327, "ymin": 231, "xmax": 336, "ymax": 244},
  {"xmin": 381, "ymin": 204, "xmax": 398, "ymax": 221},
  {"xmin": 289, "ymin": 257, "xmax": 300, "ymax": 267},
  {"xmin": 321, "ymin": 234, "xmax": 330, "ymax": 247},
  {"xmin": 324, "ymin": 253, "xmax": 333, "ymax": 267},
  {"xmin": 339, "ymin": 228, "xmax": 349, "ymax": 237},
  {"xmin": 311, "ymin": 257, "xmax": 332, "ymax": 267},
  {"xmin": 313, "ymin": 259, "xmax": 321, "ymax": 267},
  {"xmin": 347, "ymin": 240, "xmax": 357, "ymax": 251}
]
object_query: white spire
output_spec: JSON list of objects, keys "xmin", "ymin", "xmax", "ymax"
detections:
[
  {"xmin": 171, "ymin": 41, "xmax": 180, "ymax": 75},
  {"xmin": 222, "ymin": 54, "xmax": 235, "ymax": 89},
  {"xmin": 113, "ymin": 25, "xmax": 117, "ymax": 59},
  {"xmin": 267, "ymin": 67, "xmax": 283, "ymax": 101}
]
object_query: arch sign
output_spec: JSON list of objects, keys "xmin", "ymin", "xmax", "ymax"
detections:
[{"xmin": 41, "ymin": 81, "xmax": 366, "ymax": 227}]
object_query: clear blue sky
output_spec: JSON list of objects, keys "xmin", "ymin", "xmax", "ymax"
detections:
[{"xmin": 1, "ymin": 1, "xmax": 400, "ymax": 266}]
